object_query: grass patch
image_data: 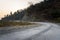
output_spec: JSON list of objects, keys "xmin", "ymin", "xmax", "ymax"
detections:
[{"xmin": 0, "ymin": 21, "xmax": 34, "ymax": 27}]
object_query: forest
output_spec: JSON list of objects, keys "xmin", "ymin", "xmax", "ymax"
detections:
[{"xmin": 1, "ymin": 0, "xmax": 60, "ymax": 22}]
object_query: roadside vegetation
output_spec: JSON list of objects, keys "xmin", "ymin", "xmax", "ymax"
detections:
[{"xmin": 0, "ymin": 21, "xmax": 34, "ymax": 27}]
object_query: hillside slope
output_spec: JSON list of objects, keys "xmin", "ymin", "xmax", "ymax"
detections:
[
  {"xmin": 25, "ymin": 0, "xmax": 60, "ymax": 22},
  {"xmin": 1, "ymin": 0, "xmax": 60, "ymax": 22}
]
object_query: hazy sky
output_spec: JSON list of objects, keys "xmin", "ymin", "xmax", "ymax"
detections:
[{"xmin": 0, "ymin": 0, "xmax": 43, "ymax": 19}]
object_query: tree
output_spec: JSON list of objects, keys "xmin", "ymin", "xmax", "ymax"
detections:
[
  {"xmin": 10, "ymin": 12, "xmax": 13, "ymax": 15},
  {"xmin": 28, "ymin": 2, "xmax": 33, "ymax": 6}
]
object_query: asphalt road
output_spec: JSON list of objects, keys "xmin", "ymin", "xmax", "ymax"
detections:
[{"xmin": 0, "ymin": 22, "xmax": 60, "ymax": 40}]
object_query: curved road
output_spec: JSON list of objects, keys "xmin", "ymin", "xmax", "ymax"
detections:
[{"xmin": 0, "ymin": 22, "xmax": 60, "ymax": 40}]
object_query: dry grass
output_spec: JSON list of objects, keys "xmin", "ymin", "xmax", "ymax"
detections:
[{"xmin": 0, "ymin": 21, "xmax": 34, "ymax": 27}]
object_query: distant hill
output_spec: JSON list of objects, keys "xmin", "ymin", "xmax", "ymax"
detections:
[{"xmin": 2, "ymin": 0, "xmax": 60, "ymax": 22}]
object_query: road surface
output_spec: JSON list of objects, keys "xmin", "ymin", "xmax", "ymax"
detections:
[{"xmin": 0, "ymin": 22, "xmax": 60, "ymax": 40}]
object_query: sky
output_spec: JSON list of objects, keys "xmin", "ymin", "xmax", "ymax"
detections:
[{"xmin": 0, "ymin": 0, "xmax": 43, "ymax": 19}]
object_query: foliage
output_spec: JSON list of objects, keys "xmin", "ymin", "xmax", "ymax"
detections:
[
  {"xmin": 1, "ymin": 0, "xmax": 60, "ymax": 22},
  {"xmin": 26, "ymin": 0, "xmax": 60, "ymax": 22},
  {"xmin": 2, "ymin": 10, "xmax": 26, "ymax": 21},
  {"xmin": 0, "ymin": 21, "xmax": 33, "ymax": 27}
]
